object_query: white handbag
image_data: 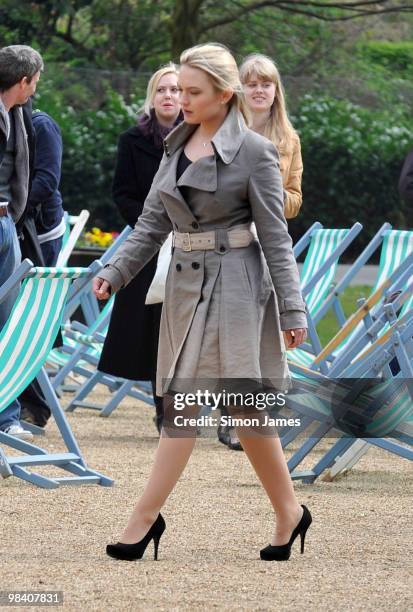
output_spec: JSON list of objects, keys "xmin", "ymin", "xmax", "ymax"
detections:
[{"xmin": 145, "ymin": 233, "xmax": 173, "ymax": 304}]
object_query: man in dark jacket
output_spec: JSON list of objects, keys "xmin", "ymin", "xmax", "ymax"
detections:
[
  {"xmin": 0, "ymin": 45, "xmax": 43, "ymax": 440},
  {"xmin": 29, "ymin": 111, "xmax": 65, "ymax": 265},
  {"xmin": 399, "ymin": 148, "xmax": 413, "ymax": 207}
]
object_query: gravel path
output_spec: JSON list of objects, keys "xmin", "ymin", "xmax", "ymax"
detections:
[{"xmin": 1, "ymin": 388, "xmax": 412, "ymax": 611}]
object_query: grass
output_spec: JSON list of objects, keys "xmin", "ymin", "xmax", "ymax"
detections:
[{"xmin": 316, "ymin": 285, "xmax": 372, "ymax": 346}]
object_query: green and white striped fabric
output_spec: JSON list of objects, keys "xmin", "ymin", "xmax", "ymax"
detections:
[
  {"xmin": 47, "ymin": 296, "xmax": 114, "ymax": 368},
  {"xmin": 300, "ymin": 228, "xmax": 350, "ymax": 318},
  {"xmin": 0, "ymin": 267, "xmax": 88, "ymax": 412},
  {"xmin": 288, "ymin": 229, "xmax": 349, "ymax": 368},
  {"xmin": 289, "ymin": 229, "xmax": 413, "ymax": 370},
  {"xmin": 375, "ymin": 230, "xmax": 413, "ymax": 313}
]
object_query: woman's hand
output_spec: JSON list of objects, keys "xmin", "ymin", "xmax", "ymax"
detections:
[
  {"xmin": 93, "ymin": 277, "xmax": 112, "ymax": 300},
  {"xmin": 284, "ymin": 328, "xmax": 307, "ymax": 349}
]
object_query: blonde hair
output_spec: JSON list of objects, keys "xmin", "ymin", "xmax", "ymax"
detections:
[
  {"xmin": 142, "ymin": 62, "xmax": 179, "ymax": 116},
  {"xmin": 179, "ymin": 43, "xmax": 250, "ymax": 123},
  {"xmin": 239, "ymin": 53, "xmax": 296, "ymax": 154}
]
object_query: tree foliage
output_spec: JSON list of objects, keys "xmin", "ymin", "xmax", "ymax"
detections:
[{"xmin": 1, "ymin": 0, "xmax": 412, "ymax": 66}]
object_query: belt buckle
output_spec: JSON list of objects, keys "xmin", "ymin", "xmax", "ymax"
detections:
[{"xmin": 182, "ymin": 232, "xmax": 192, "ymax": 252}]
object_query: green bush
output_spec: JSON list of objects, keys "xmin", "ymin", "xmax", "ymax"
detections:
[
  {"xmin": 290, "ymin": 95, "xmax": 413, "ymax": 256},
  {"xmin": 359, "ymin": 41, "xmax": 413, "ymax": 74}
]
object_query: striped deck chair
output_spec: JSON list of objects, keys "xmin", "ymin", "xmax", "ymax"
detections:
[
  {"xmin": 290, "ymin": 228, "xmax": 413, "ymax": 373},
  {"xmin": 318, "ymin": 293, "xmax": 413, "ymax": 480},
  {"xmin": 285, "ymin": 222, "xmax": 363, "ymax": 369},
  {"xmin": 280, "ymin": 256, "xmax": 413, "ymax": 470},
  {"xmin": 0, "ymin": 260, "xmax": 113, "ymax": 488},
  {"xmin": 58, "ymin": 224, "xmax": 133, "ymax": 329},
  {"xmin": 284, "ymin": 365, "xmax": 413, "ymax": 483},
  {"xmin": 287, "ymin": 222, "xmax": 364, "ymax": 368},
  {"xmin": 48, "ymin": 297, "xmax": 154, "ymax": 415},
  {"xmin": 46, "ymin": 225, "xmax": 133, "ymax": 378},
  {"xmin": 47, "ymin": 296, "xmax": 115, "ymax": 388},
  {"xmin": 283, "ymin": 271, "xmax": 413, "ymax": 482}
]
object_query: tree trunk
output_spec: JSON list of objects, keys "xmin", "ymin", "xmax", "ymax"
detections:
[{"xmin": 170, "ymin": 0, "xmax": 202, "ymax": 60}]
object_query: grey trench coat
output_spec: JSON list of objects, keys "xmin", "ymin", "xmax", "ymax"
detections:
[{"xmin": 99, "ymin": 106, "xmax": 307, "ymax": 396}]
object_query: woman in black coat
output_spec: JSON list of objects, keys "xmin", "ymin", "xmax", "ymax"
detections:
[{"xmin": 98, "ymin": 64, "xmax": 182, "ymax": 431}]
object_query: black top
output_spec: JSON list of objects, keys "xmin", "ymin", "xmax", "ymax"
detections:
[
  {"xmin": 177, "ymin": 150, "xmax": 193, "ymax": 204},
  {"xmin": 177, "ymin": 150, "xmax": 192, "ymax": 181}
]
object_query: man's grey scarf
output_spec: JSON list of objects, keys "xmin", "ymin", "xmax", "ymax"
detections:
[{"xmin": 0, "ymin": 97, "xmax": 29, "ymax": 222}]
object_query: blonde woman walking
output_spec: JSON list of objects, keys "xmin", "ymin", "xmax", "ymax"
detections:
[{"xmin": 94, "ymin": 43, "xmax": 312, "ymax": 562}]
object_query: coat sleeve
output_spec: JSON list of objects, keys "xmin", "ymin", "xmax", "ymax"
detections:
[
  {"xmin": 399, "ymin": 148, "xmax": 413, "ymax": 207},
  {"xmin": 248, "ymin": 139, "xmax": 307, "ymax": 331},
  {"xmin": 283, "ymin": 136, "xmax": 303, "ymax": 219},
  {"xmin": 112, "ymin": 133, "xmax": 143, "ymax": 227},
  {"xmin": 99, "ymin": 155, "xmax": 172, "ymax": 293}
]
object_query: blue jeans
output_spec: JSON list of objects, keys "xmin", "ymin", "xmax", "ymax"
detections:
[{"xmin": 0, "ymin": 215, "xmax": 22, "ymax": 430}]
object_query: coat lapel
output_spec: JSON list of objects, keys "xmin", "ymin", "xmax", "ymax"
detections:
[
  {"xmin": 158, "ymin": 146, "xmax": 199, "ymax": 223},
  {"xmin": 159, "ymin": 105, "xmax": 247, "ymax": 208},
  {"xmin": 177, "ymin": 154, "xmax": 217, "ymax": 192}
]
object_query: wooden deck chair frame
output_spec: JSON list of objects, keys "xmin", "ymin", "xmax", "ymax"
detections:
[
  {"xmin": 283, "ymin": 354, "xmax": 413, "ymax": 484},
  {"xmin": 56, "ymin": 210, "xmax": 90, "ymax": 267},
  {"xmin": 48, "ymin": 294, "xmax": 154, "ymax": 413},
  {"xmin": 46, "ymin": 225, "xmax": 132, "ymax": 377},
  {"xmin": 289, "ymin": 226, "xmax": 413, "ymax": 374},
  {"xmin": 318, "ymin": 298, "xmax": 413, "ymax": 480},
  {"xmin": 282, "ymin": 279, "xmax": 413, "ymax": 482},
  {"xmin": 0, "ymin": 260, "xmax": 114, "ymax": 489},
  {"xmin": 278, "ymin": 261, "xmax": 413, "ymax": 472},
  {"xmin": 61, "ymin": 322, "xmax": 155, "ymax": 415}
]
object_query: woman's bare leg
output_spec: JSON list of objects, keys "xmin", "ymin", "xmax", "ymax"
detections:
[
  {"xmin": 235, "ymin": 425, "xmax": 303, "ymax": 546},
  {"xmin": 119, "ymin": 434, "xmax": 197, "ymax": 543},
  {"xmin": 119, "ymin": 397, "xmax": 198, "ymax": 544}
]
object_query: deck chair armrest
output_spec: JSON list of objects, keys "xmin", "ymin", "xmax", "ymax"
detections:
[
  {"xmin": 66, "ymin": 321, "xmax": 89, "ymax": 333},
  {"xmin": 98, "ymin": 226, "xmax": 132, "ymax": 265},
  {"xmin": 92, "ymin": 331, "xmax": 106, "ymax": 343},
  {"xmin": 0, "ymin": 259, "xmax": 34, "ymax": 305},
  {"xmin": 293, "ymin": 222, "xmax": 323, "ymax": 259}
]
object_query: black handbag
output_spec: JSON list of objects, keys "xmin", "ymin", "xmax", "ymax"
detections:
[{"xmin": 18, "ymin": 209, "xmax": 45, "ymax": 266}]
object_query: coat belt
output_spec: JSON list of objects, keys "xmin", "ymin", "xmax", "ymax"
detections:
[{"xmin": 173, "ymin": 225, "xmax": 255, "ymax": 252}]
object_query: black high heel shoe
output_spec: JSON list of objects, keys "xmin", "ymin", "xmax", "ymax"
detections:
[
  {"xmin": 106, "ymin": 513, "xmax": 166, "ymax": 561},
  {"xmin": 260, "ymin": 505, "xmax": 312, "ymax": 561}
]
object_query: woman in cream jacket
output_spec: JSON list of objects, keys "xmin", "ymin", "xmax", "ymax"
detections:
[{"xmin": 240, "ymin": 53, "xmax": 303, "ymax": 219}]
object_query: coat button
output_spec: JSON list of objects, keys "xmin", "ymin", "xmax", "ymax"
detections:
[
  {"xmin": 191, "ymin": 262, "xmax": 200, "ymax": 270},
  {"xmin": 176, "ymin": 263, "xmax": 182, "ymax": 271},
  {"xmin": 192, "ymin": 221, "xmax": 199, "ymax": 229},
  {"xmin": 220, "ymin": 245, "xmax": 226, "ymax": 253}
]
